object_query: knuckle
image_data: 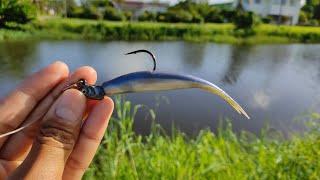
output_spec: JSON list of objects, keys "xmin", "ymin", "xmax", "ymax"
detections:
[
  {"xmin": 36, "ymin": 119, "xmax": 78, "ymax": 150},
  {"xmin": 67, "ymin": 156, "xmax": 88, "ymax": 172}
]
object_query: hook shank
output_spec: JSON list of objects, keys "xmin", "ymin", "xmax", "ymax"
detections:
[{"xmin": 125, "ymin": 49, "xmax": 157, "ymax": 72}]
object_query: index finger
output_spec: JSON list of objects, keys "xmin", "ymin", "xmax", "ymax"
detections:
[{"xmin": 0, "ymin": 61, "xmax": 69, "ymax": 147}]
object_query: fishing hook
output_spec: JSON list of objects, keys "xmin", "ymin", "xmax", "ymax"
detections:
[{"xmin": 125, "ymin": 49, "xmax": 157, "ymax": 72}]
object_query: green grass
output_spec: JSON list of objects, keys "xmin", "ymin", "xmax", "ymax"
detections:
[
  {"xmin": 1, "ymin": 17, "xmax": 320, "ymax": 44},
  {"xmin": 83, "ymin": 97, "xmax": 320, "ymax": 179}
]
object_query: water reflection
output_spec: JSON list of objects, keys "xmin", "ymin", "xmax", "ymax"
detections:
[
  {"xmin": 181, "ymin": 42, "xmax": 206, "ymax": 69},
  {"xmin": 0, "ymin": 41, "xmax": 37, "ymax": 77},
  {"xmin": 222, "ymin": 45, "xmax": 252, "ymax": 84}
]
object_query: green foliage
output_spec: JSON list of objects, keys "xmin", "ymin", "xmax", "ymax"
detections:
[
  {"xmin": 314, "ymin": 4, "xmax": 320, "ymax": 19},
  {"xmin": 67, "ymin": 0, "xmax": 122, "ymax": 21},
  {"xmin": 309, "ymin": 19, "xmax": 319, "ymax": 26},
  {"xmin": 104, "ymin": 7, "xmax": 125, "ymax": 21},
  {"xmin": 138, "ymin": 11, "xmax": 157, "ymax": 22},
  {"xmin": 83, "ymin": 97, "xmax": 320, "ymax": 179},
  {"xmin": 157, "ymin": 0, "xmax": 207, "ymax": 23},
  {"xmin": 124, "ymin": 11, "xmax": 132, "ymax": 21},
  {"xmin": 300, "ymin": 0, "xmax": 320, "ymax": 26},
  {"xmin": 164, "ymin": 10, "xmax": 194, "ymax": 23},
  {"xmin": 205, "ymin": 8, "xmax": 224, "ymax": 23},
  {"xmin": 261, "ymin": 16, "xmax": 272, "ymax": 24},
  {"xmin": 0, "ymin": 0, "xmax": 36, "ymax": 27},
  {"xmin": 3, "ymin": 18, "xmax": 320, "ymax": 43},
  {"xmin": 234, "ymin": 11, "xmax": 260, "ymax": 30},
  {"xmin": 299, "ymin": 11, "xmax": 309, "ymax": 25},
  {"xmin": 68, "ymin": 6, "xmax": 102, "ymax": 20}
]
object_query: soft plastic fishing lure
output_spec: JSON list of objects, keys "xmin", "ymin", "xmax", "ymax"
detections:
[
  {"xmin": 0, "ymin": 49, "xmax": 249, "ymax": 138},
  {"xmin": 67, "ymin": 49, "xmax": 249, "ymax": 119}
]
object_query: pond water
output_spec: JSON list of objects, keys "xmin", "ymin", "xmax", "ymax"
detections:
[{"xmin": 0, "ymin": 40, "xmax": 320, "ymax": 135}]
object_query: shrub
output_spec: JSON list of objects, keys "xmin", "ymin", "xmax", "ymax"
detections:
[
  {"xmin": 205, "ymin": 9, "xmax": 224, "ymax": 23},
  {"xmin": 299, "ymin": 11, "xmax": 309, "ymax": 25},
  {"xmin": 191, "ymin": 13, "xmax": 204, "ymax": 23},
  {"xmin": 261, "ymin": 16, "xmax": 272, "ymax": 24},
  {"xmin": 309, "ymin": 19, "xmax": 319, "ymax": 26},
  {"xmin": 234, "ymin": 11, "xmax": 260, "ymax": 30},
  {"xmin": 124, "ymin": 11, "xmax": 132, "ymax": 21},
  {"xmin": 162, "ymin": 10, "xmax": 193, "ymax": 23},
  {"xmin": 220, "ymin": 9, "xmax": 237, "ymax": 23},
  {"xmin": 138, "ymin": 11, "xmax": 157, "ymax": 22},
  {"xmin": 104, "ymin": 7, "xmax": 125, "ymax": 21},
  {"xmin": 0, "ymin": 0, "xmax": 36, "ymax": 27},
  {"xmin": 69, "ymin": 7, "xmax": 101, "ymax": 20}
]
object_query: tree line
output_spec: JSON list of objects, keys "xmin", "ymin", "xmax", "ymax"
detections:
[{"xmin": 0, "ymin": 0, "xmax": 319, "ymax": 28}]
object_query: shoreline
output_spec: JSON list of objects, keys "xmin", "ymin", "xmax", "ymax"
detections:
[{"xmin": 1, "ymin": 18, "xmax": 320, "ymax": 44}]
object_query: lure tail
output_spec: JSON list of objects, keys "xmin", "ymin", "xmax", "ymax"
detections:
[{"xmin": 192, "ymin": 80, "xmax": 250, "ymax": 119}]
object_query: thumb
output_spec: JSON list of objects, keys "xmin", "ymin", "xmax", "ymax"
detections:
[{"xmin": 9, "ymin": 89, "xmax": 86, "ymax": 179}]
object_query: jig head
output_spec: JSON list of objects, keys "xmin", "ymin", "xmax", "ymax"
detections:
[
  {"xmin": 65, "ymin": 49, "xmax": 158, "ymax": 100},
  {"xmin": 64, "ymin": 79, "xmax": 105, "ymax": 100}
]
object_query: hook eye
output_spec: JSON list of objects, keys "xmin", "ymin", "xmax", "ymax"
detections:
[
  {"xmin": 81, "ymin": 88, "xmax": 87, "ymax": 94},
  {"xmin": 77, "ymin": 79, "xmax": 86, "ymax": 86},
  {"xmin": 63, "ymin": 79, "xmax": 87, "ymax": 92}
]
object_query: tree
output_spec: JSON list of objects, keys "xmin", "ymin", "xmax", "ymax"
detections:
[
  {"xmin": 0, "ymin": 0, "xmax": 36, "ymax": 27},
  {"xmin": 234, "ymin": 11, "xmax": 260, "ymax": 30},
  {"xmin": 301, "ymin": 0, "xmax": 320, "ymax": 26}
]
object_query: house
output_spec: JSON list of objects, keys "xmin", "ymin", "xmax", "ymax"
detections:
[
  {"xmin": 234, "ymin": 0, "xmax": 306, "ymax": 25},
  {"xmin": 114, "ymin": 0, "xmax": 169, "ymax": 20}
]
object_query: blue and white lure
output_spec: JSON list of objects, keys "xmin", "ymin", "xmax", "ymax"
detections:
[
  {"xmin": 69, "ymin": 49, "xmax": 250, "ymax": 119},
  {"xmin": 0, "ymin": 49, "xmax": 249, "ymax": 138}
]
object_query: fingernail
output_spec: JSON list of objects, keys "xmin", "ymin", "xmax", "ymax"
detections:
[{"xmin": 55, "ymin": 90, "xmax": 86, "ymax": 122}]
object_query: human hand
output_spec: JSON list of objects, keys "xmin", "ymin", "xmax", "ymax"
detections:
[{"xmin": 0, "ymin": 62, "xmax": 114, "ymax": 179}]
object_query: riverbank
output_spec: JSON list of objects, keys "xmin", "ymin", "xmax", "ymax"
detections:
[
  {"xmin": 84, "ymin": 98, "xmax": 320, "ymax": 179},
  {"xmin": 1, "ymin": 18, "xmax": 320, "ymax": 44}
]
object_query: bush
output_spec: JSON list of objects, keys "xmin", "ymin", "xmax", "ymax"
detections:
[
  {"xmin": 261, "ymin": 16, "xmax": 272, "ymax": 24},
  {"xmin": 309, "ymin": 19, "xmax": 319, "ymax": 26},
  {"xmin": 104, "ymin": 7, "xmax": 125, "ymax": 21},
  {"xmin": 124, "ymin": 11, "xmax": 132, "ymax": 21},
  {"xmin": 0, "ymin": 0, "xmax": 36, "ymax": 27},
  {"xmin": 191, "ymin": 13, "xmax": 204, "ymax": 23},
  {"xmin": 299, "ymin": 11, "xmax": 309, "ymax": 25},
  {"xmin": 69, "ymin": 7, "xmax": 101, "ymax": 20},
  {"xmin": 159, "ymin": 10, "xmax": 193, "ymax": 23},
  {"xmin": 138, "ymin": 11, "xmax": 157, "ymax": 22},
  {"xmin": 205, "ymin": 9, "xmax": 224, "ymax": 23},
  {"xmin": 234, "ymin": 11, "xmax": 260, "ymax": 30}
]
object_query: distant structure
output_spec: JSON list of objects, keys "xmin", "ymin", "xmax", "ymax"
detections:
[
  {"xmin": 114, "ymin": 0, "xmax": 169, "ymax": 20},
  {"xmin": 234, "ymin": 0, "xmax": 306, "ymax": 25}
]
